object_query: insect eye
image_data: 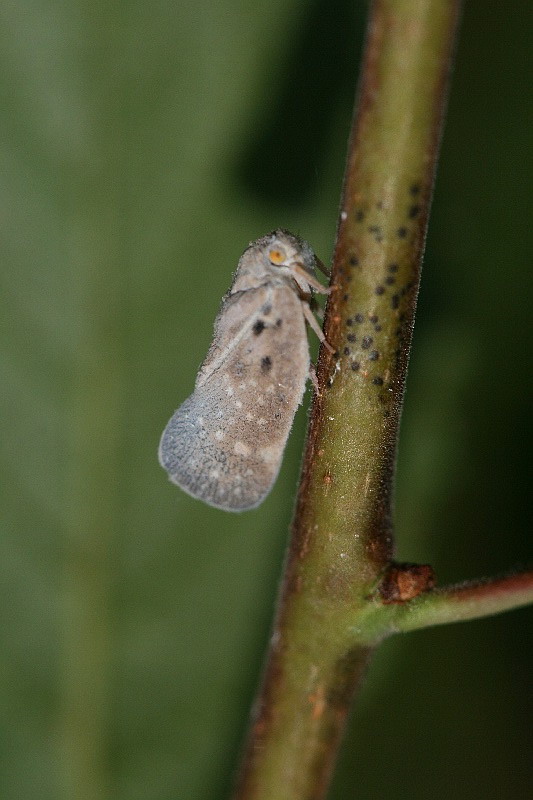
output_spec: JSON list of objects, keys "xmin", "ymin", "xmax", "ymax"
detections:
[{"xmin": 268, "ymin": 247, "xmax": 287, "ymax": 265}]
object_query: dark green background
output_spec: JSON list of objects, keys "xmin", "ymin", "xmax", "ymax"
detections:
[{"xmin": 1, "ymin": 1, "xmax": 531, "ymax": 798}]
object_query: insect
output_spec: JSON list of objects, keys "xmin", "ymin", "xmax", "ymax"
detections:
[{"xmin": 158, "ymin": 229, "xmax": 332, "ymax": 511}]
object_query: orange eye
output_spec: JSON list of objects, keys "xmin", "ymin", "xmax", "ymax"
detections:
[{"xmin": 268, "ymin": 248, "xmax": 286, "ymax": 265}]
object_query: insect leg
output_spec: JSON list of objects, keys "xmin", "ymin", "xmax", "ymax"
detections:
[
  {"xmin": 301, "ymin": 300, "xmax": 335, "ymax": 353},
  {"xmin": 292, "ymin": 263, "xmax": 331, "ymax": 295},
  {"xmin": 315, "ymin": 256, "xmax": 331, "ymax": 278}
]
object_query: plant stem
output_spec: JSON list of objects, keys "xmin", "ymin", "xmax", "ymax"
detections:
[
  {"xmin": 234, "ymin": 1, "xmax": 461, "ymax": 798},
  {"xmin": 380, "ymin": 572, "xmax": 533, "ymax": 635}
]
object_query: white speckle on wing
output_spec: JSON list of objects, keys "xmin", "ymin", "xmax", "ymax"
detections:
[
  {"xmin": 215, "ymin": 430, "xmax": 224, "ymax": 440},
  {"xmin": 234, "ymin": 441, "xmax": 250, "ymax": 456},
  {"xmin": 261, "ymin": 445, "xmax": 279, "ymax": 465},
  {"xmin": 235, "ymin": 400, "xmax": 243, "ymax": 409}
]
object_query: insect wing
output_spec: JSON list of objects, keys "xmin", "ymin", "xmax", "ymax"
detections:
[{"xmin": 158, "ymin": 285, "xmax": 309, "ymax": 511}]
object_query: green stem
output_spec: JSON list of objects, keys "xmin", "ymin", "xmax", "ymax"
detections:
[
  {"xmin": 234, "ymin": 2, "xmax": 461, "ymax": 799},
  {"xmin": 380, "ymin": 571, "xmax": 533, "ymax": 635}
]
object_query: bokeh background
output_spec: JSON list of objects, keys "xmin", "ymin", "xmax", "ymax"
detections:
[{"xmin": 1, "ymin": 1, "xmax": 531, "ymax": 798}]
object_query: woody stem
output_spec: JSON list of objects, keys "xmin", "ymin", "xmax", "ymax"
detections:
[{"xmin": 234, "ymin": 2, "xmax": 461, "ymax": 798}]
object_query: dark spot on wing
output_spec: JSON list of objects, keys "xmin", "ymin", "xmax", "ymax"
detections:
[
  {"xmin": 253, "ymin": 320, "xmax": 265, "ymax": 335},
  {"xmin": 261, "ymin": 356, "xmax": 272, "ymax": 373}
]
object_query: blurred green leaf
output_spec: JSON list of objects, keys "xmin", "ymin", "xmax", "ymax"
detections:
[{"xmin": 1, "ymin": 1, "xmax": 531, "ymax": 799}]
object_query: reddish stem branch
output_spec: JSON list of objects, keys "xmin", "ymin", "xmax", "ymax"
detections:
[{"xmin": 384, "ymin": 571, "xmax": 533, "ymax": 634}]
